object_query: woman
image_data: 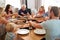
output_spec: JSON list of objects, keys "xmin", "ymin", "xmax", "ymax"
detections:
[
  {"xmin": 5, "ymin": 4, "xmax": 13, "ymax": 19},
  {"xmin": 5, "ymin": 4, "xmax": 13, "ymax": 15},
  {"xmin": 37, "ymin": 6, "xmax": 45, "ymax": 17}
]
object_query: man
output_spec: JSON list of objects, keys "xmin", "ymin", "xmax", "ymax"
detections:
[
  {"xmin": 29, "ymin": 6, "xmax": 60, "ymax": 40},
  {"xmin": 18, "ymin": 4, "xmax": 31, "ymax": 16},
  {"xmin": 59, "ymin": 8, "xmax": 60, "ymax": 19}
]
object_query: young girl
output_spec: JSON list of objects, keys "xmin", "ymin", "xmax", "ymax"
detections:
[{"xmin": 5, "ymin": 23, "xmax": 24, "ymax": 40}]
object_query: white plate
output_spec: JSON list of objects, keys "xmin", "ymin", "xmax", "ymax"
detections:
[
  {"xmin": 9, "ymin": 19, "xmax": 17, "ymax": 22},
  {"xmin": 16, "ymin": 29, "xmax": 29, "ymax": 35},
  {"xmin": 34, "ymin": 29, "xmax": 46, "ymax": 35}
]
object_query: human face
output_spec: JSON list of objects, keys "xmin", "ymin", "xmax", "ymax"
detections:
[
  {"xmin": 39, "ymin": 8, "xmax": 43, "ymax": 12},
  {"xmin": 8, "ymin": 6, "xmax": 12, "ymax": 11},
  {"xmin": 21, "ymin": 6, "xmax": 26, "ymax": 10},
  {"xmin": 39, "ymin": 7, "xmax": 44, "ymax": 14}
]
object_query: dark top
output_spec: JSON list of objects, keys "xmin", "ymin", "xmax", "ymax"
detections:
[{"xmin": 18, "ymin": 9, "xmax": 31, "ymax": 16}]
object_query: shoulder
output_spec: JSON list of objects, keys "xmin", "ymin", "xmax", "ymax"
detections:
[
  {"xmin": 1, "ymin": 11, "xmax": 7, "ymax": 16},
  {"xmin": 40, "ymin": 20, "xmax": 53, "ymax": 25},
  {"xmin": 41, "ymin": 19, "xmax": 60, "ymax": 25},
  {"xmin": 5, "ymin": 32, "xmax": 15, "ymax": 40}
]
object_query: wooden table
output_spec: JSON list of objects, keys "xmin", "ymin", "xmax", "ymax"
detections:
[
  {"xmin": 7, "ymin": 17, "xmax": 45, "ymax": 40},
  {"xmin": 17, "ymin": 30, "xmax": 45, "ymax": 40}
]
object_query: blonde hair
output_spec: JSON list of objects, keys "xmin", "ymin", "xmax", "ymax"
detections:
[
  {"xmin": 6, "ymin": 23, "xmax": 14, "ymax": 32},
  {"xmin": 0, "ymin": 7, "xmax": 3, "ymax": 14}
]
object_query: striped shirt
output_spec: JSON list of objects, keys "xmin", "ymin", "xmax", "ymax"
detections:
[{"xmin": 5, "ymin": 32, "xmax": 15, "ymax": 40}]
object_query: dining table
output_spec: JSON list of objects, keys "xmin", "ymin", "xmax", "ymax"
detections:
[
  {"xmin": 16, "ymin": 30, "xmax": 45, "ymax": 40},
  {"xmin": 7, "ymin": 16, "xmax": 46, "ymax": 40}
]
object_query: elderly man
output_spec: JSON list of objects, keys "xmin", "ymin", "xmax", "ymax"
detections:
[
  {"xmin": 29, "ymin": 6, "xmax": 60, "ymax": 40},
  {"xmin": 18, "ymin": 4, "xmax": 31, "ymax": 16}
]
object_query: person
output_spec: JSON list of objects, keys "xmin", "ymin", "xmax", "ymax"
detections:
[
  {"xmin": 0, "ymin": 7, "xmax": 23, "ymax": 40},
  {"xmin": 0, "ymin": 7, "xmax": 9, "ymax": 40},
  {"xmin": 43, "ymin": 6, "xmax": 51, "ymax": 21},
  {"xmin": 44, "ymin": 6, "xmax": 51, "ymax": 17},
  {"xmin": 29, "ymin": 6, "xmax": 60, "ymax": 40},
  {"xmin": 59, "ymin": 8, "xmax": 60, "ymax": 19},
  {"xmin": 0, "ymin": 7, "xmax": 3, "ymax": 14},
  {"xmin": 5, "ymin": 22, "xmax": 24, "ymax": 40},
  {"xmin": 37, "ymin": 6, "xmax": 45, "ymax": 17},
  {"xmin": 18, "ymin": 4, "xmax": 31, "ymax": 16},
  {"xmin": 5, "ymin": 23, "xmax": 15, "ymax": 40},
  {"xmin": 5, "ymin": 4, "xmax": 13, "ymax": 19},
  {"xmin": 5, "ymin": 4, "xmax": 13, "ymax": 15}
]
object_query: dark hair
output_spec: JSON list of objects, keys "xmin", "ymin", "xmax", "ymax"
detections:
[
  {"xmin": 50, "ymin": 6, "xmax": 59, "ymax": 17},
  {"xmin": 5, "ymin": 4, "xmax": 13, "ymax": 14}
]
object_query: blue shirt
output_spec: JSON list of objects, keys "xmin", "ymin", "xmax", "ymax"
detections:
[
  {"xmin": 5, "ymin": 32, "xmax": 15, "ymax": 40},
  {"xmin": 40, "ymin": 19, "xmax": 60, "ymax": 40},
  {"xmin": 18, "ymin": 9, "xmax": 31, "ymax": 16},
  {"xmin": 43, "ymin": 12, "xmax": 49, "ymax": 17}
]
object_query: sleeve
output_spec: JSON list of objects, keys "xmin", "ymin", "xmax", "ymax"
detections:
[
  {"xmin": 5, "ymin": 32, "xmax": 15, "ymax": 40},
  {"xmin": 27, "ymin": 9, "xmax": 31, "ymax": 15},
  {"xmin": 40, "ymin": 21, "xmax": 47, "ymax": 29},
  {"xmin": 18, "ymin": 10, "xmax": 21, "ymax": 15}
]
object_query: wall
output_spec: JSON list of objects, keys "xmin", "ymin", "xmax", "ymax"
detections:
[
  {"xmin": 41, "ymin": 0, "xmax": 60, "ymax": 12},
  {"xmin": 0, "ymin": 0, "xmax": 5, "ymax": 8},
  {"xmin": 27, "ymin": 0, "xmax": 35, "ymax": 10},
  {"xmin": 5, "ymin": 0, "xmax": 21, "ymax": 9},
  {"xmin": 27, "ymin": 0, "xmax": 41, "ymax": 10}
]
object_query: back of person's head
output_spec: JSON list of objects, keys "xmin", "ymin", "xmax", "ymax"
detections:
[
  {"xmin": 6, "ymin": 23, "xmax": 14, "ymax": 32},
  {"xmin": 0, "ymin": 7, "xmax": 3, "ymax": 14},
  {"xmin": 50, "ymin": 6, "xmax": 59, "ymax": 17}
]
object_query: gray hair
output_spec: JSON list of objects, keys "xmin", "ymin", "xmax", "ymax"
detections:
[{"xmin": 21, "ymin": 4, "xmax": 26, "ymax": 8}]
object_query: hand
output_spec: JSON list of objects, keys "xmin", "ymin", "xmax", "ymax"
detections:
[
  {"xmin": 29, "ymin": 21, "xmax": 43, "ymax": 29},
  {"xmin": 44, "ymin": 16, "xmax": 49, "ymax": 21},
  {"xmin": 27, "ymin": 13, "xmax": 30, "ymax": 16},
  {"xmin": 21, "ymin": 13, "xmax": 26, "ymax": 16},
  {"xmin": 23, "ymin": 24, "xmax": 30, "ymax": 28}
]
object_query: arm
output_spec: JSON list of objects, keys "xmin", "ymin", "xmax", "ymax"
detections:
[
  {"xmin": 29, "ymin": 21, "xmax": 43, "ymax": 29},
  {"xmin": 2, "ymin": 17, "xmax": 9, "ymax": 25}
]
